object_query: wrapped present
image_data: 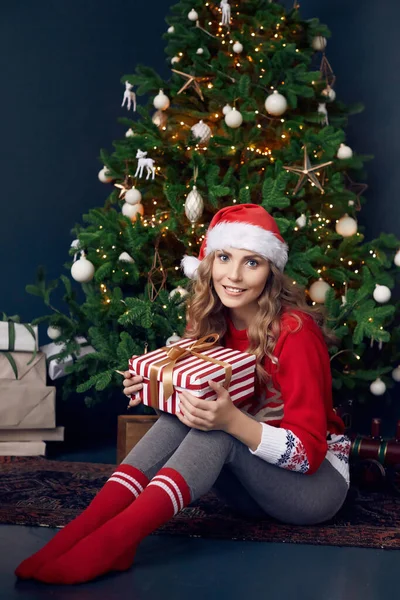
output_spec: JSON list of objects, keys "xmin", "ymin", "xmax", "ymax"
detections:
[
  {"xmin": 0, "ymin": 351, "xmax": 46, "ymax": 383},
  {"xmin": 40, "ymin": 336, "xmax": 95, "ymax": 380},
  {"xmin": 0, "ymin": 319, "xmax": 38, "ymax": 352},
  {"xmin": 0, "ymin": 382, "xmax": 56, "ymax": 429},
  {"xmin": 129, "ymin": 334, "xmax": 256, "ymax": 415}
]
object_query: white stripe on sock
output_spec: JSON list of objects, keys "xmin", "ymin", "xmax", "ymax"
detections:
[
  {"xmin": 110, "ymin": 470, "xmax": 145, "ymax": 494},
  {"xmin": 107, "ymin": 477, "xmax": 140, "ymax": 499},
  {"xmin": 147, "ymin": 480, "xmax": 179, "ymax": 515},
  {"xmin": 151, "ymin": 475, "xmax": 184, "ymax": 511}
]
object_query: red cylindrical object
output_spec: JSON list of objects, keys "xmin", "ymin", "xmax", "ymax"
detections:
[
  {"xmin": 371, "ymin": 418, "xmax": 381, "ymax": 439},
  {"xmin": 351, "ymin": 437, "xmax": 400, "ymax": 466}
]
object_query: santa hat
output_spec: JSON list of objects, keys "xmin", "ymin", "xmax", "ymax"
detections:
[{"xmin": 181, "ymin": 203, "xmax": 288, "ymax": 279}]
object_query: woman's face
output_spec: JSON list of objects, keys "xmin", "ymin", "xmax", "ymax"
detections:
[{"xmin": 211, "ymin": 247, "xmax": 270, "ymax": 310}]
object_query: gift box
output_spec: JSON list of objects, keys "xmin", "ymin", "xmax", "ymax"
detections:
[
  {"xmin": 40, "ymin": 336, "xmax": 95, "ymax": 380},
  {"xmin": 0, "ymin": 382, "xmax": 56, "ymax": 429},
  {"xmin": 0, "ymin": 351, "xmax": 46, "ymax": 383},
  {"xmin": 0, "ymin": 321, "xmax": 38, "ymax": 352},
  {"xmin": 129, "ymin": 335, "xmax": 256, "ymax": 415}
]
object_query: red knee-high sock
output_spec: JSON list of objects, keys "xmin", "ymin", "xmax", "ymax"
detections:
[
  {"xmin": 15, "ymin": 464, "xmax": 149, "ymax": 580},
  {"xmin": 34, "ymin": 467, "xmax": 192, "ymax": 585}
]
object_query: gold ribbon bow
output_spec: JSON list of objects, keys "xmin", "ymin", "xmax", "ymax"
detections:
[{"xmin": 149, "ymin": 334, "xmax": 232, "ymax": 407}]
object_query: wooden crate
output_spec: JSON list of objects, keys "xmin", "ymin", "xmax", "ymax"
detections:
[{"xmin": 117, "ymin": 414, "xmax": 159, "ymax": 463}]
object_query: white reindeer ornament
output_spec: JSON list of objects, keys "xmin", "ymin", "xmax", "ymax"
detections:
[
  {"xmin": 220, "ymin": 0, "xmax": 231, "ymax": 27},
  {"xmin": 135, "ymin": 150, "xmax": 156, "ymax": 180},
  {"xmin": 121, "ymin": 81, "xmax": 136, "ymax": 112}
]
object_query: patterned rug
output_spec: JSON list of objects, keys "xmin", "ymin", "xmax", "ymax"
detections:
[{"xmin": 1, "ymin": 456, "xmax": 399, "ymax": 550}]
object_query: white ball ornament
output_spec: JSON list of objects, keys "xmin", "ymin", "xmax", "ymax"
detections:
[
  {"xmin": 167, "ymin": 26, "xmax": 175, "ymax": 33},
  {"xmin": 166, "ymin": 332, "xmax": 182, "ymax": 346},
  {"xmin": 233, "ymin": 41, "xmax": 243, "ymax": 54},
  {"xmin": 370, "ymin": 378, "xmax": 386, "ymax": 396},
  {"xmin": 153, "ymin": 89, "xmax": 170, "ymax": 111},
  {"xmin": 122, "ymin": 202, "xmax": 144, "ymax": 221},
  {"xmin": 188, "ymin": 8, "xmax": 198, "ymax": 21},
  {"xmin": 71, "ymin": 254, "xmax": 95, "ymax": 283},
  {"xmin": 322, "ymin": 86, "xmax": 336, "ymax": 101},
  {"xmin": 171, "ymin": 56, "xmax": 180, "ymax": 65},
  {"xmin": 98, "ymin": 167, "xmax": 112, "ymax": 183},
  {"xmin": 118, "ymin": 252, "xmax": 135, "ymax": 263},
  {"xmin": 185, "ymin": 186, "xmax": 204, "ymax": 223},
  {"xmin": 392, "ymin": 366, "xmax": 400, "ymax": 382},
  {"xmin": 169, "ymin": 286, "xmax": 189, "ymax": 301},
  {"xmin": 196, "ymin": 48, "xmax": 204, "ymax": 55},
  {"xmin": 47, "ymin": 326, "xmax": 61, "ymax": 340},
  {"xmin": 373, "ymin": 284, "xmax": 391, "ymax": 304},
  {"xmin": 125, "ymin": 128, "xmax": 135, "ymax": 138},
  {"xmin": 191, "ymin": 120, "xmax": 212, "ymax": 144},
  {"xmin": 394, "ymin": 249, "xmax": 400, "ymax": 267},
  {"xmin": 296, "ymin": 214, "xmax": 307, "ymax": 228},
  {"xmin": 309, "ymin": 279, "xmax": 331, "ymax": 304},
  {"xmin": 222, "ymin": 103, "xmax": 233, "ymax": 115},
  {"xmin": 312, "ymin": 36, "xmax": 327, "ymax": 51},
  {"xmin": 335, "ymin": 214, "xmax": 358, "ymax": 237},
  {"xmin": 337, "ymin": 143, "xmax": 353, "ymax": 160},
  {"xmin": 224, "ymin": 108, "xmax": 243, "ymax": 128},
  {"xmin": 265, "ymin": 91, "xmax": 288, "ymax": 116},
  {"xmin": 124, "ymin": 188, "xmax": 142, "ymax": 205}
]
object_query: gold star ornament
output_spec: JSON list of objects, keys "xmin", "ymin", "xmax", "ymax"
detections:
[
  {"xmin": 171, "ymin": 69, "xmax": 211, "ymax": 101},
  {"xmin": 283, "ymin": 146, "xmax": 333, "ymax": 194}
]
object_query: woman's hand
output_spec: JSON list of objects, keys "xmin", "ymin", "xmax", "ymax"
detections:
[
  {"xmin": 176, "ymin": 379, "xmax": 238, "ymax": 432},
  {"xmin": 122, "ymin": 371, "xmax": 143, "ymax": 408}
]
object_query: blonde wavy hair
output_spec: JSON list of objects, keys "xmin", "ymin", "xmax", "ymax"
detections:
[{"xmin": 184, "ymin": 252, "xmax": 337, "ymax": 385}]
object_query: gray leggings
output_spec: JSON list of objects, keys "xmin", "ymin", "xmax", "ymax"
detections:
[{"xmin": 122, "ymin": 411, "xmax": 348, "ymax": 525}]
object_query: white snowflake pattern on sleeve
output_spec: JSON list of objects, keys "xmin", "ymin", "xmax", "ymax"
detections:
[{"xmin": 249, "ymin": 423, "xmax": 310, "ymax": 473}]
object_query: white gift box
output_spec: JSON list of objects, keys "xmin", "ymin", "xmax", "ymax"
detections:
[
  {"xmin": 40, "ymin": 336, "xmax": 95, "ymax": 380},
  {"xmin": 0, "ymin": 322, "xmax": 38, "ymax": 352}
]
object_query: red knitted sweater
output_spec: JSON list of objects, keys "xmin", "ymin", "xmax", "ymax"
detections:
[{"xmin": 223, "ymin": 310, "xmax": 350, "ymax": 482}]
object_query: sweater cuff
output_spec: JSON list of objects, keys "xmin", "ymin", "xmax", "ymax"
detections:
[{"xmin": 249, "ymin": 423, "xmax": 310, "ymax": 473}]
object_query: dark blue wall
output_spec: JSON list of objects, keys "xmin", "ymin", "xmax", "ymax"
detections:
[{"xmin": 1, "ymin": 0, "xmax": 399, "ymax": 322}]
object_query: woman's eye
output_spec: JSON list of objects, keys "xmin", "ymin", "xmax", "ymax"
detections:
[
  {"xmin": 218, "ymin": 254, "xmax": 229, "ymax": 262},
  {"xmin": 248, "ymin": 260, "xmax": 259, "ymax": 267}
]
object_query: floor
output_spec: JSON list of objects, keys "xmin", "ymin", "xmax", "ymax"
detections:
[{"xmin": 1, "ymin": 442, "xmax": 399, "ymax": 600}]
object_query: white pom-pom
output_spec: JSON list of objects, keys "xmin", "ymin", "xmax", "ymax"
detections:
[
  {"xmin": 125, "ymin": 128, "xmax": 135, "ymax": 138},
  {"xmin": 196, "ymin": 47, "xmax": 204, "ymax": 55},
  {"xmin": 296, "ymin": 214, "xmax": 307, "ymax": 228},
  {"xmin": 167, "ymin": 26, "xmax": 175, "ymax": 33},
  {"xmin": 181, "ymin": 255, "xmax": 201, "ymax": 279}
]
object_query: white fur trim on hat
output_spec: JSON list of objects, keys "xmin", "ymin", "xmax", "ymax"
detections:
[
  {"xmin": 181, "ymin": 255, "xmax": 201, "ymax": 279},
  {"xmin": 206, "ymin": 222, "xmax": 288, "ymax": 271}
]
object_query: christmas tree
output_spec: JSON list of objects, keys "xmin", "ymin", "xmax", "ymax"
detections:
[{"xmin": 28, "ymin": 0, "xmax": 400, "ymax": 428}]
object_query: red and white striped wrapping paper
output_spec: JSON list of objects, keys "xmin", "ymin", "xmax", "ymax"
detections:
[{"xmin": 128, "ymin": 338, "xmax": 256, "ymax": 415}]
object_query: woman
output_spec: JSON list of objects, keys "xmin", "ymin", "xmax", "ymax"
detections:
[{"xmin": 16, "ymin": 204, "xmax": 350, "ymax": 585}]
